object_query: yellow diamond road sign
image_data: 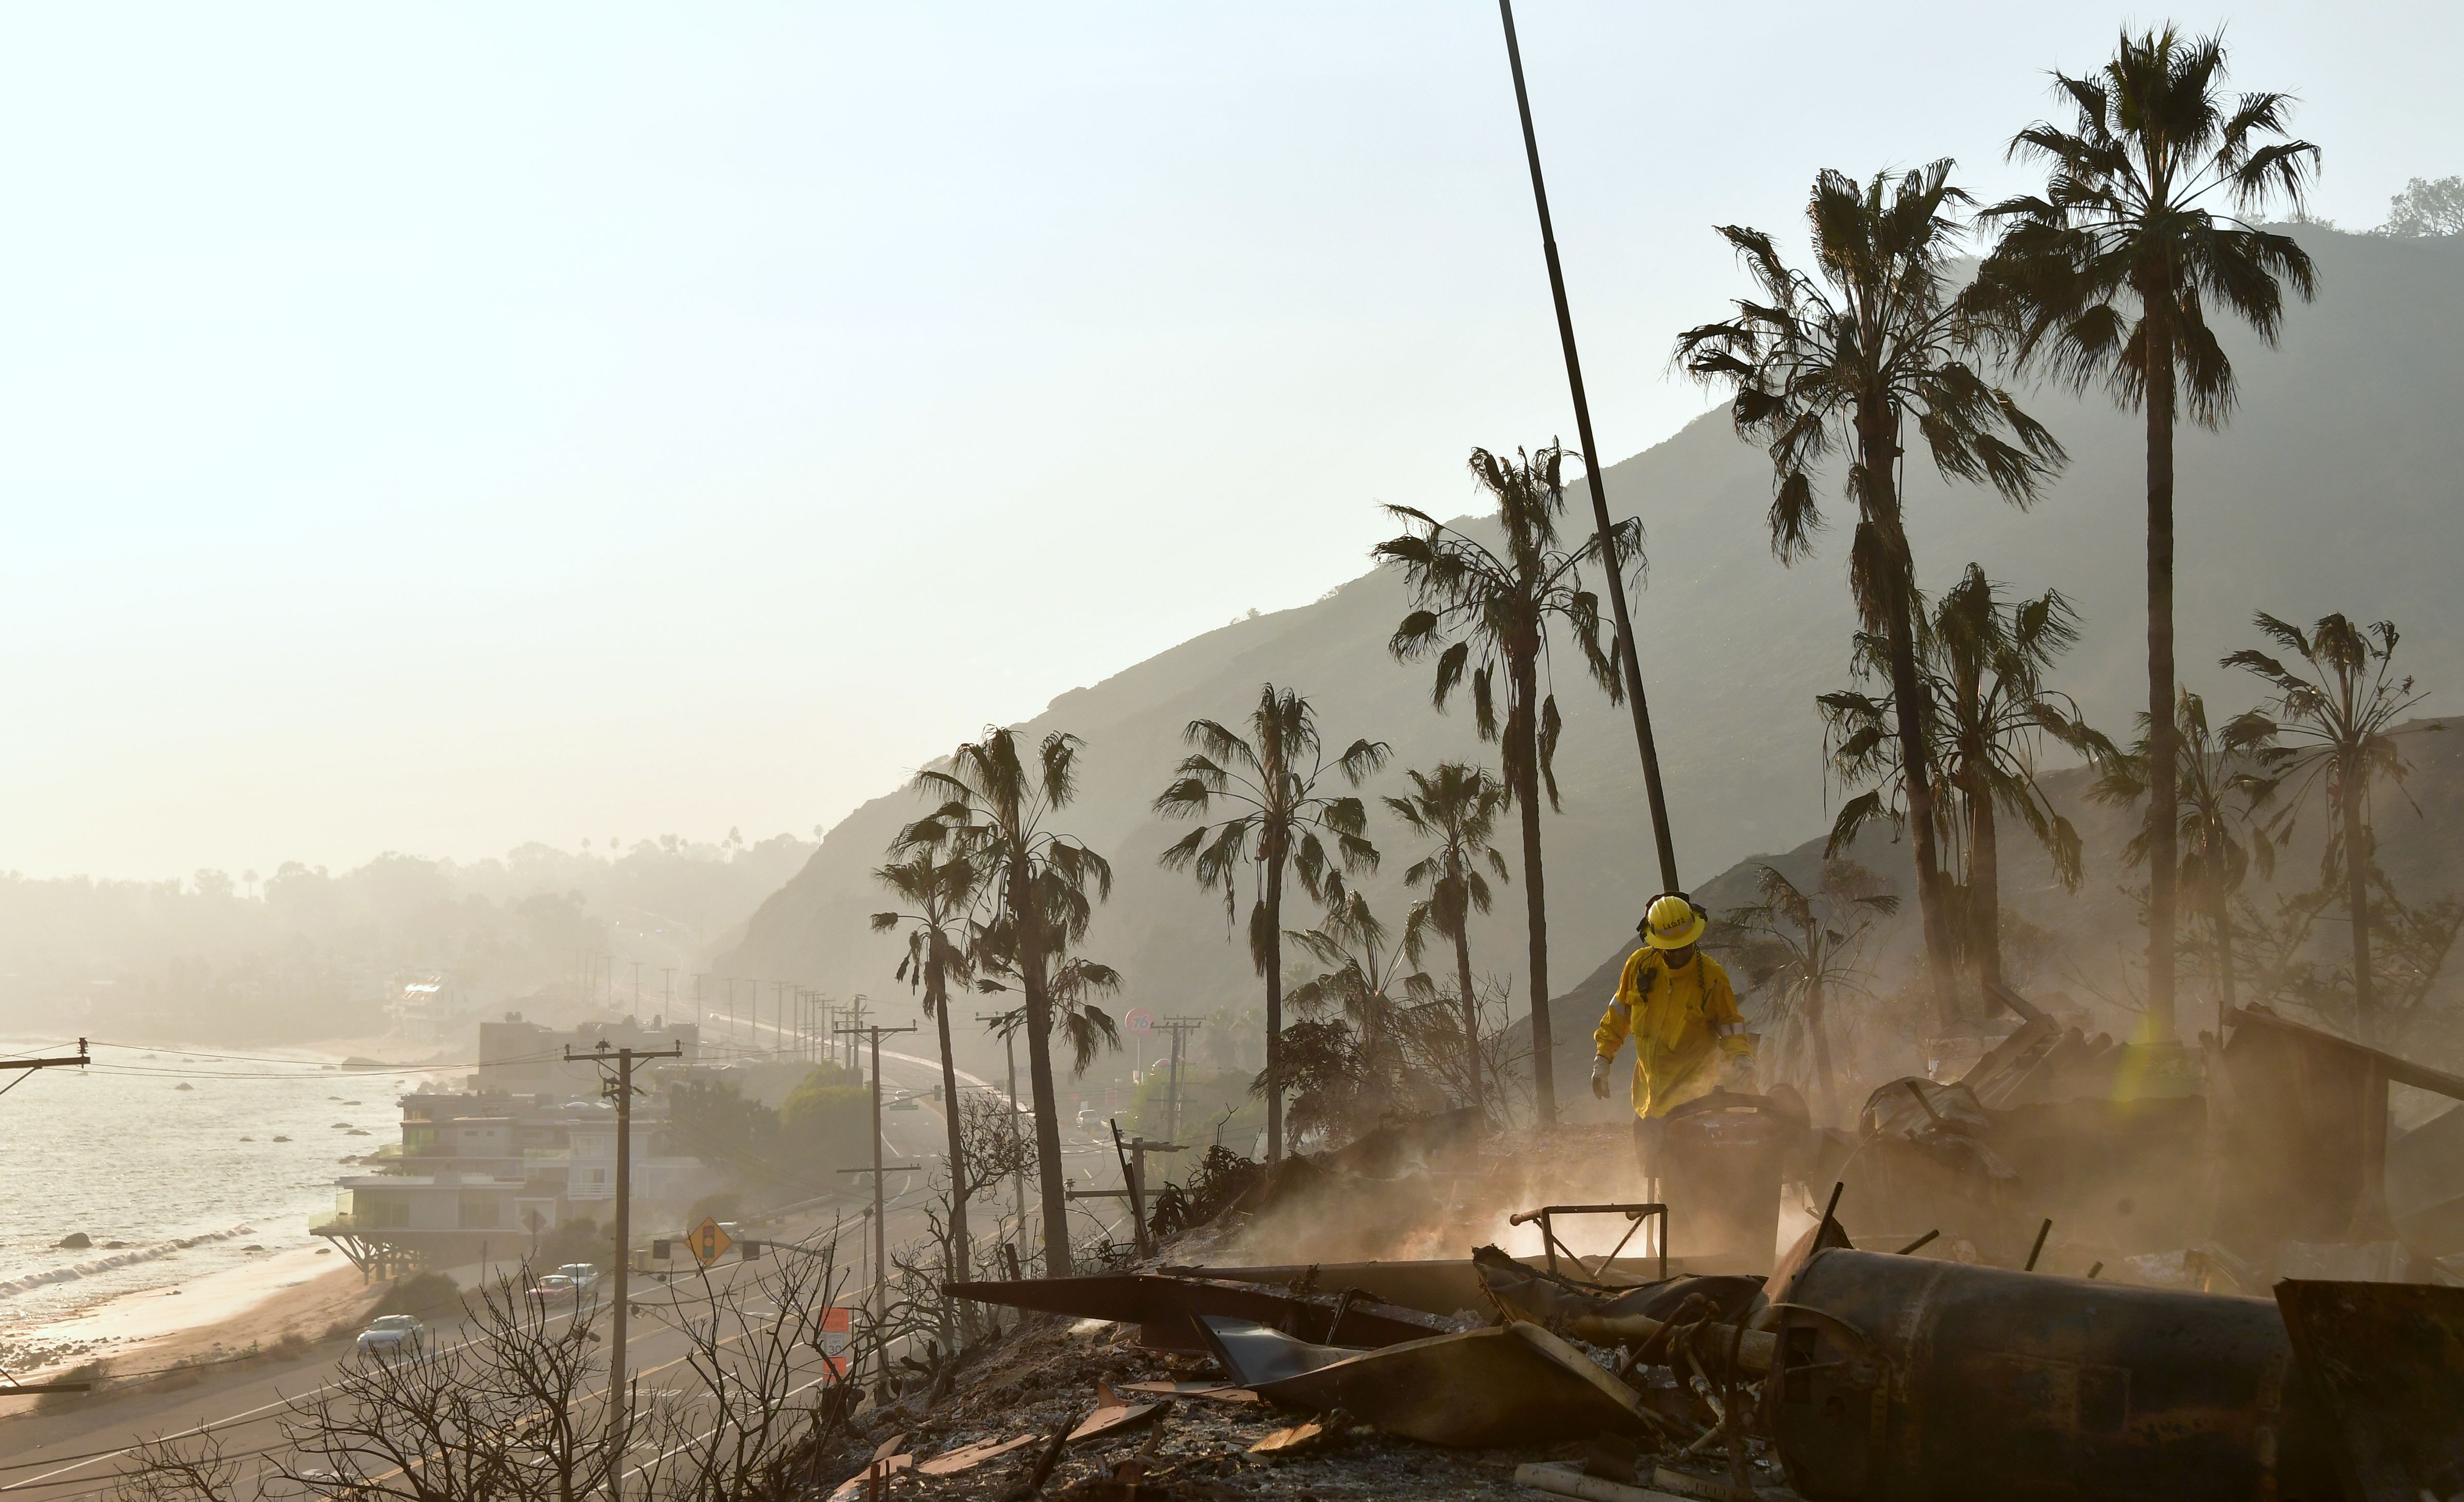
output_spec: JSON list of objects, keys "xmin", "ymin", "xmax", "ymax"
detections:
[{"xmin": 687, "ymin": 1216, "xmax": 734, "ymax": 1267}]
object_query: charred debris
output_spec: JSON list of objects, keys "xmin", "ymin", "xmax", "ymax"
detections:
[{"xmin": 825, "ymin": 996, "xmax": 2463, "ymax": 1501}]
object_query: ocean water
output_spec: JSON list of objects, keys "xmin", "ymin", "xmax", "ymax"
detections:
[{"xmin": 0, "ymin": 1040, "xmax": 455, "ymax": 1332}]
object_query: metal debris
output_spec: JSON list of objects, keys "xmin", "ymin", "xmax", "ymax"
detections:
[
  {"xmin": 1766, "ymin": 1247, "xmax": 2344, "ymax": 1501},
  {"xmin": 1246, "ymin": 1320, "xmax": 1663, "ymax": 1448},
  {"xmin": 1191, "ymin": 1315, "xmax": 1359, "ymax": 1387},
  {"xmin": 948, "ymin": 1270, "xmax": 1452, "ymax": 1352},
  {"xmin": 2275, "ymin": 1278, "xmax": 2464, "ymax": 1502}
]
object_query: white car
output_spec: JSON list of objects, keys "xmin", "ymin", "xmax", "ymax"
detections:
[
  {"xmin": 554, "ymin": 1262, "xmax": 601, "ymax": 1290},
  {"xmin": 355, "ymin": 1315, "xmax": 426, "ymax": 1357}
]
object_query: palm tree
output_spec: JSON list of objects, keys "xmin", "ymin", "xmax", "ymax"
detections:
[
  {"xmin": 870, "ymin": 845, "xmax": 984, "ymax": 1306},
  {"xmin": 2092, "ymin": 689, "xmax": 2283, "ymax": 1039},
  {"xmin": 2224, "ymin": 614, "xmax": 2429, "ymax": 1045},
  {"xmin": 1153, "ymin": 685, "xmax": 1386, "ymax": 1161},
  {"xmin": 900, "ymin": 727, "xmax": 1114, "ymax": 1275},
  {"xmin": 1976, "ymin": 28, "xmax": 2320, "ymax": 1039},
  {"xmin": 1384, "ymin": 763, "xmax": 1511, "ymax": 1121},
  {"xmin": 1820, "ymin": 567, "xmax": 2106, "ymax": 1004},
  {"xmin": 1375, "ymin": 444, "xmax": 1638, "ymax": 1124},
  {"xmin": 1280, "ymin": 892, "xmax": 1429, "ymax": 1131},
  {"xmin": 1721, "ymin": 861, "xmax": 1898, "ymax": 1124},
  {"xmin": 1678, "ymin": 162, "xmax": 2065, "ymax": 1033}
]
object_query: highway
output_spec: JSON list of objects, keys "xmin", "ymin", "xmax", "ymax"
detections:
[{"xmin": 0, "ymin": 1022, "xmax": 1133, "ymax": 1496}]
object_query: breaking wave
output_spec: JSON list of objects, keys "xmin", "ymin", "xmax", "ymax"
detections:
[{"xmin": 0, "ymin": 1225, "xmax": 257, "ymax": 1300}]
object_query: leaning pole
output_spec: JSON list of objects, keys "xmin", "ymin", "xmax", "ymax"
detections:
[{"xmin": 1494, "ymin": 0, "xmax": 1682, "ymax": 897}]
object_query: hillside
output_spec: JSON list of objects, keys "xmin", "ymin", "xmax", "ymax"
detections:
[{"xmin": 720, "ymin": 226, "xmax": 2464, "ymax": 1088}]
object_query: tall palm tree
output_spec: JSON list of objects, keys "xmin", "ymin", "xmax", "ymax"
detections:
[
  {"xmin": 1154, "ymin": 685, "xmax": 1386, "ymax": 1161},
  {"xmin": 1384, "ymin": 763, "xmax": 1511, "ymax": 1120},
  {"xmin": 1976, "ymin": 28, "xmax": 2320, "ymax": 1039},
  {"xmin": 870, "ymin": 846, "xmax": 985, "ymax": 1302},
  {"xmin": 1721, "ymin": 861, "xmax": 1898, "ymax": 1124},
  {"xmin": 900, "ymin": 727, "xmax": 1113, "ymax": 1275},
  {"xmin": 1678, "ymin": 162, "xmax": 2065, "ymax": 1032},
  {"xmin": 1375, "ymin": 444, "xmax": 1637, "ymax": 1123},
  {"xmin": 2091, "ymin": 688, "xmax": 2282, "ymax": 1038},
  {"xmin": 2224, "ymin": 614, "xmax": 2429, "ymax": 1045}
]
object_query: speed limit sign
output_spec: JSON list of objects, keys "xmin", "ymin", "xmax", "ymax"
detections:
[{"xmin": 818, "ymin": 1305, "xmax": 851, "ymax": 1375}]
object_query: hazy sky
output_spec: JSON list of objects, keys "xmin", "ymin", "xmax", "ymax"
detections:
[{"xmin": 4, "ymin": 3, "xmax": 2456, "ymax": 879}]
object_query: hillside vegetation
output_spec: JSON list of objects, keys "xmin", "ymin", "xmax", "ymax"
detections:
[{"xmin": 722, "ymin": 226, "xmax": 2464, "ymax": 1087}]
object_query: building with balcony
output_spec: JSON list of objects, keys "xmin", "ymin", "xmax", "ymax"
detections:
[{"xmin": 314, "ymin": 1080, "xmax": 706, "ymax": 1275}]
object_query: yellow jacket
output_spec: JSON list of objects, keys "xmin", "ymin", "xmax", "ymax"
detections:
[{"xmin": 1594, "ymin": 947, "xmax": 1754, "ymax": 1119}]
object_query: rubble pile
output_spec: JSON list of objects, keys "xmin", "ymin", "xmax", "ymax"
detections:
[{"xmin": 816, "ymin": 993, "xmax": 2464, "ymax": 1501}]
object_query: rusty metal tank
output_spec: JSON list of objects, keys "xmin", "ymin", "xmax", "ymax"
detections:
[{"xmin": 1767, "ymin": 1249, "xmax": 2342, "ymax": 1501}]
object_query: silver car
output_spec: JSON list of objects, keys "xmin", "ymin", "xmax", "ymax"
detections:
[{"xmin": 355, "ymin": 1314, "xmax": 426, "ymax": 1357}]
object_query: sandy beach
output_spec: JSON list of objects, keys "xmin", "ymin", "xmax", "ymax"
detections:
[{"xmin": 2, "ymin": 1243, "xmax": 383, "ymax": 1396}]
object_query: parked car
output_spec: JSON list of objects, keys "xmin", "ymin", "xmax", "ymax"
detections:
[
  {"xmin": 526, "ymin": 1273, "xmax": 580, "ymax": 1305},
  {"xmin": 355, "ymin": 1315, "xmax": 426, "ymax": 1357}
]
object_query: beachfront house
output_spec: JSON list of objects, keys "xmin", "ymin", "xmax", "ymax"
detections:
[{"xmin": 314, "ymin": 1082, "xmax": 703, "ymax": 1276}]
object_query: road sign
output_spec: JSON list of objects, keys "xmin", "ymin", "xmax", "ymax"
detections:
[
  {"xmin": 819, "ymin": 1305, "xmax": 852, "ymax": 1375},
  {"xmin": 1124, "ymin": 1007, "xmax": 1154, "ymax": 1035},
  {"xmin": 686, "ymin": 1216, "xmax": 734, "ymax": 1267}
]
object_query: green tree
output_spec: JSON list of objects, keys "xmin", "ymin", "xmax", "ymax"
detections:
[
  {"xmin": 1154, "ymin": 683, "xmax": 1385, "ymax": 1162},
  {"xmin": 2091, "ymin": 688, "xmax": 2282, "ymax": 1037},
  {"xmin": 870, "ymin": 845, "xmax": 985, "ymax": 1313},
  {"xmin": 901, "ymin": 727, "xmax": 1115, "ymax": 1275},
  {"xmin": 1678, "ymin": 162, "xmax": 2064, "ymax": 1032},
  {"xmin": 1826, "ymin": 566, "xmax": 2111, "ymax": 1000},
  {"xmin": 2380, "ymin": 175, "xmax": 2464, "ymax": 238},
  {"xmin": 1383, "ymin": 763, "xmax": 1511, "ymax": 1121},
  {"xmin": 1720, "ymin": 860, "xmax": 1898, "ymax": 1124},
  {"xmin": 1375, "ymin": 445, "xmax": 1637, "ymax": 1124},
  {"xmin": 2224, "ymin": 613, "xmax": 2431, "ymax": 1045},
  {"xmin": 1976, "ymin": 27, "xmax": 2320, "ymax": 1039}
]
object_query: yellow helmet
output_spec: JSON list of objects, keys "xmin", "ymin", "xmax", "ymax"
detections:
[{"xmin": 1641, "ymin": 893, "xmax": 1705, "ymax": 950}]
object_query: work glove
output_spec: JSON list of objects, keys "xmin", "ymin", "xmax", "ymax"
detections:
[{"xmin": 1590, "ymin": 1056, "xmax": 1613, "ymax": 1100}]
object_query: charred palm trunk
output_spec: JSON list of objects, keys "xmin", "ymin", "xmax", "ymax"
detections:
[
  {"xmin": 1016, "ymin": 865, "xmax": 1071, "ymax": 1276},
  {"xmin": 928, "ymin": 935, "xmax": 970, "ymax": 1326},
  {"xmin": 1508, "ymin": 648, "xmax": 1555, "ymax": 1124},
  {"xmin": 1863, "ymin": 420, "xmax": 1962, "ymax": 1032},
  {"xmin": 1968, "ymin": 754, "xmax": 2003, "ymax": 997},
  {"xmin": 1262, "ymin": 851, "xmax": 1287, "ymax": 1161},
  {"xmin": 2344, "ymin": 779, "xmax": 2376, "ymax": 1044},
  {"xmin": 2210, "ymin": 877, "xmax": 2239, "ymax": 1039},
  {"xmin": 1451, "ymin": 868, "xmax": 1484, "ymax": 1119},
  {"xmin": 1805, "ymin": 934, "xmax": 1838, "ymax": 1127},
  {"xmin": 2142, "ymin": 294, "xmax": 2181, "ymax": 1042}
]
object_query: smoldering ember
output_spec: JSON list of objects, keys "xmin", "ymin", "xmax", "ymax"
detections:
[{"xmin": 5, "ymin": 8, "xmax": 2464, "ymax": 1502}]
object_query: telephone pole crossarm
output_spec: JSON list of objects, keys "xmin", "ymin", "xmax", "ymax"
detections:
[{"xmin": 0, "ymin": 1039, "xmax": 90, "ymax": 1073}]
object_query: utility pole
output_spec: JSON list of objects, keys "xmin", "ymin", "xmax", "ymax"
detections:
[
  {"xmin": 1495, "ymin": 0, "xmax": 1680, "ymax": 897},
  {"xmin": 0, "ymin": 1040, "xmax": 90, "ymax": 1086},
  {"xmin": 977, "ymin": 1011, "xmax": 1029, "ymax": 1260},
  {"xmin": 660, "ymin": 968, "xmax": 673, "ymax": 1019},
  {"xmin": 630, "ymin": 960, "xmax": 642, "ymax": 1014},
  {"xmin": 834, "ymin": 1022, "xmax": 918, "ymax": 1351},
  {"xmin": 1159, "ymin": 1018, "xmax": 1204, "ymax": 1145},
  {"xmin": 564, "ymin": 1038, "xmax": 679, "ymax": 1487}
]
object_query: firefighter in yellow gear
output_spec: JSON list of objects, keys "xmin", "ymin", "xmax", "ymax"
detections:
[{"xmin": 1590, "ymin": 894, "xmax": 1756, "ymax": 1132}]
